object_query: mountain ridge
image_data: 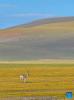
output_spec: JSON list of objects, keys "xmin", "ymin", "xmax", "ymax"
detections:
[
  {"xmin": 0, "ymin": 16, "xmax": 74, "ymax": 60},
  {"xmin": 1, "ymin": 16, "xmax": 74, "ymax": 30}
]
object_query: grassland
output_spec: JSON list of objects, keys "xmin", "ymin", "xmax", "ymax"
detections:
[{"xmin": 0, "ymin": 63, "xmax": 74, "ymax": 98}]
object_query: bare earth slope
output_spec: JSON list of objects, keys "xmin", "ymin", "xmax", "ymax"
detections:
[{"xmin": 0, "ymin": 17, "xmax": 74, "ymax": 60}]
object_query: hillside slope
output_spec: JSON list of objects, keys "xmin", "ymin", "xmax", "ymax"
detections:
[{"xmin": 0, "ymin": 17, "xmax": 74, "ymax": 60}]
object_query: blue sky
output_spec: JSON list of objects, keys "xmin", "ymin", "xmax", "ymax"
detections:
[{"xmin": 0, "ymin": 0, "xmax": 74, "ymax": 29}]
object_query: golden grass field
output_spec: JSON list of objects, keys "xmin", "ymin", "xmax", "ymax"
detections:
[{"xmin": 0, "ymin": 63, "xmax": 74, "ymax": 98}]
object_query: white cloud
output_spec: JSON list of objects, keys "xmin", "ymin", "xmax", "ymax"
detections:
[
  {"xmin": 9, "ymin": 13, "xmax": 53, "ymax": 18},
  {"xmin": 0, "ymin": 19, "xmax": 7, "ymax": 22},
  {"xmin": 0, "ymin": 4, "xmax": 16, "ymax": 8}
]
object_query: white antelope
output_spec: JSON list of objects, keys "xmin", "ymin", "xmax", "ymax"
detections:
[{"xmin": 20, "ymin": 73, "xmax": 29, "ymax": 83}]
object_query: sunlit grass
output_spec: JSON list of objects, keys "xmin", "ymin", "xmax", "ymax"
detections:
[{"xmin": 0, "ymin": 64, "xmax": 74, "ymax": 97}]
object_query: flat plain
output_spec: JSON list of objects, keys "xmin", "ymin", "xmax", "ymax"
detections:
[{"xmin": 0, "ymin": 63, "xmax": 74, "ymax": 98}]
